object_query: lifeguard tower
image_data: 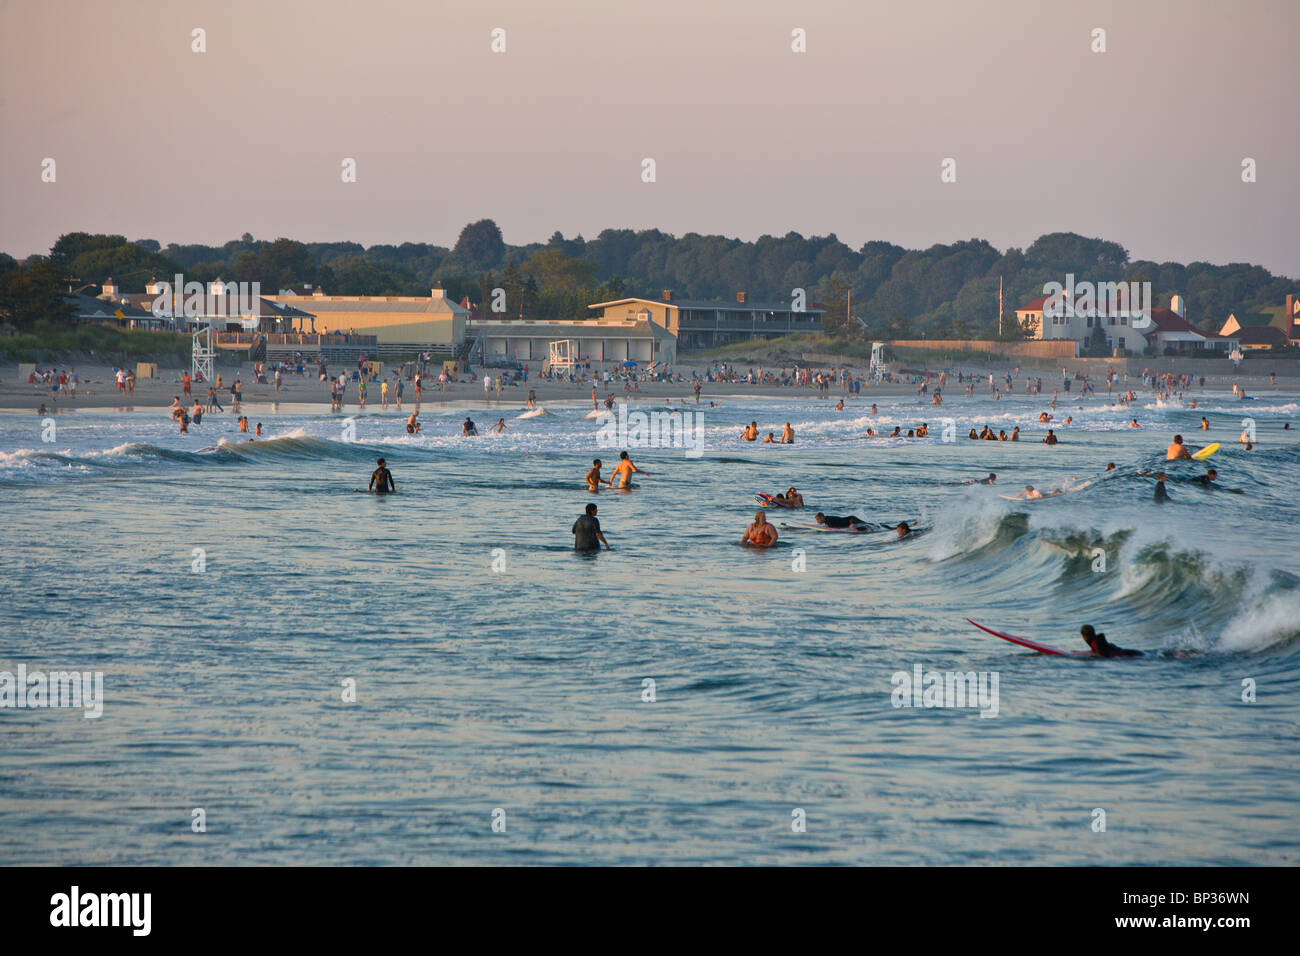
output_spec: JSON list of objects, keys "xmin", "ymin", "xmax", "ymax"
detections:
[
  {"xmin": 869, "ymin": 341, "xmax": 891, "ymax": 380},
  {"xmin": 548, "ymin": 339, "xmax": 579, "ymax": 373}
]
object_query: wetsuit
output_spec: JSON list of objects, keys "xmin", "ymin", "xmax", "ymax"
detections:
[
  {"xmin": 1090, "ymin": 633, "xmax": 1143, "ymax": 658},
  {"xmin": 821, "ymin": 515, "xmax": 866, "ymax": 529},
  {"xmin": 369, "ymin": 467, "xmax": 395, "ymax": 493},
  {"xmin": 1153, "ymin": 481, "xmax": 1169, "ymax": 502},
  {"xmin": 572, "ymin": 514, "xmax": 602, "ymax": 552}
]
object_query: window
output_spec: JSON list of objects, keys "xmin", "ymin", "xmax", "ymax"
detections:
[
  {"xmin": 1120, "ymin": 316, "xmax": 1127, "ymax": 326},
  {"xmin": 1087, "ymin": 316, "xmax": 1094, "ymax": 328}
]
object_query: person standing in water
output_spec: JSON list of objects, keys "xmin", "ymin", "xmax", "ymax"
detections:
[
  {"xmin": 585, "ymin": 459, "xmax": 605, "ymax": 492},
  {"xmin": 741, "ymin": 511, "xmax": 778, "ymax": 548},
  {"xmin": 572, "ymin": 502, "xmax": 610, "ymax": 552},
  {"xmin": 490, "ymin": 417, "xmax": 508, "ymax": 433},
  {"xmin": 609, "ymin": 450, "xmax": 648, "ymax": 489},
  {"xmin": 369, "ymin": 457, "xmax": 395, "ymax": 493}
]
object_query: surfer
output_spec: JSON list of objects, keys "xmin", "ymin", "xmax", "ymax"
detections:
[
  {"xmin": 978, "ymin": 473, "xmax": 996, "ymax": 485},
  {"xmin": 1022, "ymin": 485, "xmax": 1044, "ymax": 499},
  {"xmin": 814, "ymin": 512, "xmax": 868, "ymax": 530},
  {"xmin": 585, "ymin": 459, "xmax": 604, "ymax": 492},
  {"xmin": 609, "ymin": 451, "xmax": 648, "ymax": 489},
  {"xmin": 369, "ymin": 457, "xmax": 396, "ymax": 493},
  {"xmin": 527, "ymin": 390, "xmax": 537, "ymax": 409},
  {"xmin": 572, "ymin": 503, "xmax": 611, "ymax": 552},
  {"xmin": 894, "ymin": 521, "xmax": 914, "ymax": 538},
  {"xmin": 1166, "ymin": 435, "xmax": 1192, "ymax": 460},
  {"xmin": 1153, "ymin": 472, "xmax": 1170, "ymax": 502},
  {"xmin": 462, "ymin": 417, "xmax": 478, "ymax": 436},
  {"xmin": 741, "ymin": 511, "xmax": 779, "ymax": 548},
  {"xmin": 1189, "ymin": 468, "xmax": 1218, "ymax": 488},
  {"xmin": 1080, "ymin": 624, "xmax": 1142, "ymax": 658}
]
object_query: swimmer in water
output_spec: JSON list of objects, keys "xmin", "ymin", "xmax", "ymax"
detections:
[
  {"xmin": 1153, "ymin": 471, "xmax": 1170, "ymax": 502},
  {"xmin": 608, "ymin": 450, "xmax": 648, "ymax": 489},
  {"xmin": 462, "ymin": 417, "xmax": 478, "ymax": 436},
  {"xmin": 1105, "ymin": 462, "xmax": 1116, "ymax": 471},
  {"xmin": 1166, "ymin": 434, "xmax": 1191, "ymax": 460},
  {"xmin": 775, "ymin": 487, "xmax": 804, "ymax": 508},
  {"xmin": 255, "ymin": 422, "xmax": 262, "ymax": 437},
  {"xmin": 781, "ymin": 422, "xmax": 794, "ymax": 444},
  {"xmin": 763, "ymin": 432, "xmax": 776, "ymax": 443},
  {"xmin": 835, "ymin": 399, "xmax": 844, "ymax": 410},
  {"xmin": 977, "ymin": 473, "xmax": 996, "ymax": 485},
  {"xmin": 1080, "ymin": 624, "xmax": 1142, "ymax": 658},
  {"xmin": 894, "ymin": 521, "xmax": 913, "ymax": 538},
  {"xmin": 741, "ymin": 422, "xmax": 758, "ymax": 442},
  {"xmin": 491, "ymin": 417, "xmax": 508, "ymax": 433},
  {"xmin": 407, "ymin": 410, "xmax": 421, "ymax": 434},
  {"xmin": 369, "ymin": 457, "xmax": 395, "ymax": 493},
  {"xmin": 1189, "ymin": 468, "xmax": 1219, "ymax": 488},
  {"xmin": 1200, "ymin": 417, "xmax": 1209, "ymax": 430},
  {"xmin": 1043, "ymin": 430, "xmax": 1058, "ymax": 445},
  {"xmin": 741, "ymin": 510, "xmax": 779, "ymax": 548},
  {"xmin": 585, "ymin": 459, "xmax": 604, "ymax": 492}
]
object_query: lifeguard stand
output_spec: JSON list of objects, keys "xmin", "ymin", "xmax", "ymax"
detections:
[
  {"xmin": 192, "ymin": 321, "xmax": 215, "ymax": 383},
  {"xmin": 548, "ymin": 339, "xmax": 578, "ymax": 372}
]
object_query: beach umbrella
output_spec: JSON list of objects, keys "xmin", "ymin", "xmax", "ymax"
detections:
[{"xmin": 620, "ymin": 361, "xmax": 637, "ymax": 368}]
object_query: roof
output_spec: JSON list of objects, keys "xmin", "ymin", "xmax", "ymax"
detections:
[
  {"xmin": 1228, "ymin": 312, "xmax": 1273, "ymax": 327},
  {"xmin": 1017, "ymin": 295, "xmax": 1050, "ymax": 312},
  {"xmin": 1142, "ymin": 309, "xmax": 1232, "ymax": 340},
  {"xmin": 111, "ymin": 292, "xmax": 313, "ymax": 319},
  {"xmin": 589, "ymin": 296, "xmax": 824, "ymax": 315},
  {"xmin": 1235, "ymin": 325, "xmax": 1290, "ymax": 347},
  {"xmin": 68, "ymin": 293, "xmax": 152, "ymax": 319},
  {"xmin": 268, "ymin": 294, "xmax": 469, "ymax": 317}
]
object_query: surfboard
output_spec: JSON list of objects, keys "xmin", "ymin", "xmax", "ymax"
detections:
[
  {"xmin": 965, "ymin": 618, "xmax": 1093, "ymax": 656},
  {"xmin": 518, "ymin": 408, "xmax": 548, "ymax": 418},
  {"xmin": 778, "ymin": 521, "xmax": 875, "ymax": 533},
  {"xmin": 755, "ymin": 493, "xmax": 798, "ymax": 508},
  {"xmin": 1192, "ymin": 442, "xmax": 1219, "ymax": 460}
]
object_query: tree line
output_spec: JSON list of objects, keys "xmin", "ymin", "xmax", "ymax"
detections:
[{"xmin": 2, "ymin": 222, "xmax": 1294, "ymax": 340}]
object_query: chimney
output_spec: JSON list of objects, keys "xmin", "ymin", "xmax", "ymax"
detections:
[
  {"xmin": 736, "ymin": 291, "xmax": 747, "ymax": 304},
  {"xmin": 661, "ymin": 289, "xmax": 673, "ymax": 301},
  {"xmin": 1169, "ymin": 294, "xmax": 1184, "ymax": 317}
]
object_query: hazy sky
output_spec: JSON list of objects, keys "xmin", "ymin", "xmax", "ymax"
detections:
[{"xmin": 2, "ymin": 0, "xmax": 1296, "ymax": 276}]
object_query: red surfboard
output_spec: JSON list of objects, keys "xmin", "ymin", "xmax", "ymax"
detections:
[{"xmin": 965, "ymin": 618, "xmax": 1095, "ymax": 657}]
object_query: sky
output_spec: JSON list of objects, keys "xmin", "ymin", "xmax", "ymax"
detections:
[{"xmin": 2, "ymin": 0, "xmax": 1297, "ymax": 276}]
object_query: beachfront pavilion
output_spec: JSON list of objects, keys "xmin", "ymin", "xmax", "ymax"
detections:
[
  {"xmin": 587, "ymin": 291, "xmax": 824, "ymax": 350},
  {"xmin": 263, "ymin": 285, "xmax": 469, "ymax": 356},
  {"xmin": 472, "ymin": 317, "xmax": 677, "ymax": 368}
]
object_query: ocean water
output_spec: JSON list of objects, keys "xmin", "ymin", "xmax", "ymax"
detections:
[{"xmin": 1, "ymin": 386, "xmax": 1298, "ymax": 865}]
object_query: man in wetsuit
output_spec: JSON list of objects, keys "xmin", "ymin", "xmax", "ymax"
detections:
[
  {"xmin": 1153, "ymin": 472, "xmax": 1170, "ymax": 502},
  {"xmin": 1080, "ymin": 624, "xmax": 1142, "ymax": 657},
  {"xmin": 369, "ymin": 457, "xmax": 395, "ymax": 493},
  {"xmin": 1190, "ymin": 468, "xmax": 1218, "ymax": 488},
  {"xmin": 572, "ymin": 502, "xmax": 610, "ymax": 552},
  {"xmin": 814, "ymin": 512, "xmax": 869, "ymax": 530},
  {"xmin": 977, "ymin": 473, "xmax": 996, "ymax": 485}
]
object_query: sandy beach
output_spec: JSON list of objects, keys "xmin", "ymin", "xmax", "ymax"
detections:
[{"xmin": 1, "ymin": 357, "xmax": 1292, "ymax": 413}]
